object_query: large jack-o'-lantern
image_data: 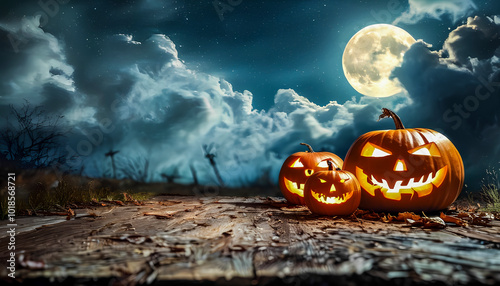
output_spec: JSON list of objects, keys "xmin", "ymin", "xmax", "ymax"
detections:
[
  {"xmin": 343, "ymin": 108, "xmax": 464, "ymax": 212},
  {"xmin": 304, "ymin": 161, "xmax": 361, "ymax": 216},
  {"xmin": 279, "ymin": 143, "xmax": 343, "ymax": 205}
]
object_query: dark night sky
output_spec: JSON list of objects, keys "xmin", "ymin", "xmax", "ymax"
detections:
[
  {"xmin": 4, "ymin": 0, "xmax": 495, "ymax": 109},
  {"xmin": 1, "ymin": 0, "xmax": 500, "ymax": 190}
]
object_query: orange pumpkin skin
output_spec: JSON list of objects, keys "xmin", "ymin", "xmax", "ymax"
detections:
[
  {"xmin": 343, "ymin": 108, "xmax": 464, "ymax": 212},
  {"xmin": 304, "ymin": 167, "xmax": 361, "ymax": 216},
  {"xmin": 279, "ymin": 143, "xmax": 343, "ymax": 205}
]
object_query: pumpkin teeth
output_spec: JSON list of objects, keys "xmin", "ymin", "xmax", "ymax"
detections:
[
  {"xmin": 311, "ymin": 190, "xmax": 354, "ymax": 204},
  {"xmin": 407, "ymin": 178, "xmax": 414, "ymax": 186},
  {"xmin": 417, "ymin": 175, "xmax": 425, "ymax": 184},
  {"xmin": 426, "ymin": 173, "xmax": 433, "ymax": 183},
  {"xmin": 291, "ymin": 182, "xmax": 305, "ymax": 191}
]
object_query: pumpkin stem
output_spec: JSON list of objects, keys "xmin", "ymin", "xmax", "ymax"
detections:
[
  {"xmin": 378, "ymin": 108, "xmax": 405, "ymax": 130},
  {"xmin": 327, "ymin": 160, "xmax": 333, "ymax": 171},
  {"xmin": 300, "ymin": 142, "xmax": 314, "ymax": 153}
]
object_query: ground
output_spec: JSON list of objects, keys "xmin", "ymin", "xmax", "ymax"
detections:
[{"xmin": 1, "ymin": 195, "xmax": 500, "ymax": 286}]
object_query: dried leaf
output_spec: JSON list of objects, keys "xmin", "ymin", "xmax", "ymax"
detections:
[
  {"xmin": 477, "ymin": 212, "xmax": 494, "ymax": 220},
  {"xmin": 397, "ymin": 212, "xmax": 422, "ymax": 222},
  {"xmin": 353, "ymin": 210, "xmax": 381, "ymax": 220},
  {"xmin": 457, "ymin": 212, "xmax": 472, "ymax": 219},
  {"xmin": 362, "ymin": 212, "xmax": 382, "ymax": 220},
  {"xmin": 381, "ymin": 213, "xmax": 396, "ymax": 223},
  {"xmin": 113, "ymin": 200, "xmax": 125, "ymax": 206},
  {"xmin": 381, "ymin": 215, "xmax": 391, "ymax": 223},
  {"xmin": 406, "ymin": 218, "xmax": 424, "ymax": 227},
  {"xmin": 440, "ymin": 212, "xmax": 468, "ymax": 227},
  {"xmin": 471, "ymin": 216, "xmax": 491, "ymax": 226},
  {"xmin": 422, "ymin": 217, "xmax": 446, "ymax": 229}
]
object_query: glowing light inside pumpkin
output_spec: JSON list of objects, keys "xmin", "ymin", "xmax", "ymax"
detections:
[
  {"xmin": 356, "ymin": 166, "xmax": 448, "ymax": 200},
  {"xmin": 291, "ymin": 159, "xmax": 304, "ymax": 168},
  {"xmin": 409, "ymin": 142, "xmax": 441, "ymax": 157},
  {"xmin": 311, "ymin": 189, "xmax": 354, "ymax": 204},
  {"xmin": 394, "ymin": 159, "xmax": 407, "ymax": 171},
  {"xmin": 361, "ymin": 142, "xmax": 392, "ymax": 157},
  {"xmin": 317, "ymin": 161, "xmax": 330, "ymax": 168},
  {"xmin": 283, "ymin": 177, "xmax": 305, "ymax": 197}
]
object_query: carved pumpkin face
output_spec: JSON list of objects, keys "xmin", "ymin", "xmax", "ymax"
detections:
[
  {"xmin": 279, "ymin": 143, "xmax": 343, "ymax": 205},
  {"xmin": 343, "ymin": 108, "xmax": 464, "ymax": 212},
  {"xmin": 304, "ymin": 163, "xmax": 361, "ymax": 216}
]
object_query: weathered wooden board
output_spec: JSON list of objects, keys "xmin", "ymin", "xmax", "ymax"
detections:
[{"xmin": 1, "ymin": 195, "xmax": 500, "ymax": 285}]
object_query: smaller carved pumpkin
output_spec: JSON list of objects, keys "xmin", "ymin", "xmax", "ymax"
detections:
[
  {"xmin": 279, "ymin": 143, "xmax": 343, "ymax": 205},
  {"xmin": 304, "ymin": 161, "xmax": 361, "ymax": 216}
]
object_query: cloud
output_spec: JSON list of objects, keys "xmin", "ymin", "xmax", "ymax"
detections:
[
  {"xmin": 442, "ymin": 16, "xmax": 500, "ymax": 65},
  {"xmin": 0, "ymin": 15, "xmax": 75, "ymax": 113},
  {"xmin": 392, "ymin": 15, "xmax": 500, "ymax": 189},
  {"xmin": 393, "ymin": 0, "xmax": 477, "ymax": 24},
  {"xmin": 76, "ymin": 34, "xmax": 388, "ymax": 186}
]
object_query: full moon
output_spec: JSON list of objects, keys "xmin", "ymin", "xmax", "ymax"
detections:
[{"xmin": 342, "ymin": 24, "xmax": 416, "ymax": 98}]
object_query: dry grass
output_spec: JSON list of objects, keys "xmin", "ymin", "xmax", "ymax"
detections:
[
  {"xmin": 1, "ymin": 174, "xmax": 155, "ymax": 219},
  {"xmin": 480, "ymin": 168, "xmax": 500, "ymax": 212}
]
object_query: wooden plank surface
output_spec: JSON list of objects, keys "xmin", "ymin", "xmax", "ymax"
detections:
[{"xmin": 1, "ymin": 195, "xmax": 500, "ymax": 285}]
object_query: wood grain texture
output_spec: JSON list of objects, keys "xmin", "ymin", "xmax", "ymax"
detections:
[{"xmin": 1, "ymin": 195, "xmax": 499, "ymax": 285}]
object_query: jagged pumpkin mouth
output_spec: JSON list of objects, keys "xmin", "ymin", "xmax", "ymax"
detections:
[
  {"xmin": 283, "ymin": 178, "xmax": 306, "ymax": 197},
  {"xmin": 355, "ymin": 166, "xmax": 447, "ymax": 200},
  {"xmin": 311, "ymin": 189, "xmax": 354, "ymax": 204}
]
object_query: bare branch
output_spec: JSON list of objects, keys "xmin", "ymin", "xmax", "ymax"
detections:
[{"xmin": 0, "ymin": 100, "xmax": 69, "ymax": 170}]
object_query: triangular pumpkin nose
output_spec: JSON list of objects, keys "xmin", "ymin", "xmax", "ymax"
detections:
[
  {"xmin": 330, "ymin": 184, "xmax": 336, "ymax": 193},
  {"xmin": 305, "ymin": 169, "xmax": 314, "ymax": 176},
  {"xmin": 394, "ymin": 159, "xmax": 407, "ymax": 171}
]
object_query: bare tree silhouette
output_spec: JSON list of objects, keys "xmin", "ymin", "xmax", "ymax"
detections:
[
  {"xmin": 116, "ymin": 154, "xmax": 149, "ymax": 182},
  {"xmin": 0, "ymin": 101, "xmax": 67, "ymax": 169},
  {"xmin": 161, "ymin": 168, "xmax": 180, "ymax": 183},
  {"xmin": 105, "ymin": 149, "xmax": 119, "ymax": 179},
  {"xmin": 203, "ymin": 144, "xmax": 224, "ymax": 187},
  {"xmin": 190, "ymin": 165, "xmax": 199, "ymax": 186}
]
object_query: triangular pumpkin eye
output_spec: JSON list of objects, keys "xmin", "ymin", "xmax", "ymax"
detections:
[
  {"xmin": 317, "ymin": 160, "xmax": 329, "ymax": 168},
  {"xmin": 319, "ymin": 178, "xmax": 327, "ymax": 183},
  {"xmin": 409, "ymin": 142, "xmax": 441, "ymax": 157},
  {"xmin": 290, "ymin": 158, "xmax": 304, "ymax": 168},
  {"xmin": 361, "ymin": 142, "xmax": 392, "ymax": 157}
]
